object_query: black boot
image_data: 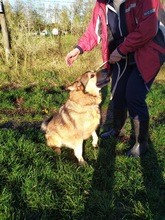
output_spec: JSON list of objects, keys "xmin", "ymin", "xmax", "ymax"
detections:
[
  {"xmin": 126, "ymin": 119, "xmax": 149, "ymax": 157},
  {"xmin": 100, "ymin": 109, "xmax": 128, "ymax": 139}
]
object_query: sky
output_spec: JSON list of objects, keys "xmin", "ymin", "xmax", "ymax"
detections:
[
  {"xmin": 4, "ymin": 0, "xmax": 90, "ymax": 23},
  {"xmin": 4, "ymin": 0, "xmax": 75, "ymax": 23},
  {"xmin": 4, "ymin": 0, "xmax": 75, "ymax": 9}
]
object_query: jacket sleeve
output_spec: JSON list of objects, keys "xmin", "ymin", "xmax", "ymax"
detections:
[
  {"xmin": 118, "ymin": 0, "xmax": 159, "ymax": 55},
  {"xmin": 76, "ymin": 2, "xmax": 102, "ymax": 53}
]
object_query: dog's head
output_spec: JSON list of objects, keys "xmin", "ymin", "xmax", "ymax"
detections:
[{"xmin": 66, "ymin": 70, "xmax": 110, "ymax": 95}]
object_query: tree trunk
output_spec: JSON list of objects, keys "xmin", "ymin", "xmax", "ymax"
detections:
[{"xmin": 0, "ymin": 0, "xmax": 11, "ymax": 62}]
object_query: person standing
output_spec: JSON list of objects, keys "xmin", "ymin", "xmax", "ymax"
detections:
[{"xmin": 65, "ymin": 0, "xmax": 165, "ymax": 157}]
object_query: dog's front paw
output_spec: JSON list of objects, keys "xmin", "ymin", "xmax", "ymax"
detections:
[
  {"xmin": 92, "ymin": 142, "xmax": 99, "ymax": 148},
  {"xmin": 92, "ymin": 131, "xmax": 98, "ymax": 148}
]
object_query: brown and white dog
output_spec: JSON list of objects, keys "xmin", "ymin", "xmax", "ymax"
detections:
[{"xmin": 41, "ymin": 70, "xmax": 110, "ymax": 165}]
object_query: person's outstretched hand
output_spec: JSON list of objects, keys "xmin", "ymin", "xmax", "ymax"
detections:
[{"xmin": 65, "ymin": 48, "xmax": 80, "ymax": 66}]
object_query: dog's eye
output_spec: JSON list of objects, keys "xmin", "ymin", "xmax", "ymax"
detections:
[{"xmin": 90, "ymin": 74, "xmax": 95, "ymax": 78}]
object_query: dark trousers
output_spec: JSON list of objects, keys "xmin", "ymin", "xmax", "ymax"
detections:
[{"xmin": 111, "ymin": 59, "xmax": 158, "ymax": 121}]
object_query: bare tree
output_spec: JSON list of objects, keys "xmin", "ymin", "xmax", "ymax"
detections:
[
  {"xmin": 71, "ymin": 0, "xmax": 94, "ymax": 35},
  {"xmin": 58, "ymin": 6, "xmax": 71, "ymax": 33}
]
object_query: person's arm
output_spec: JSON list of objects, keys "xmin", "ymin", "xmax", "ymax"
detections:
[{"xmin": 76, "ymin": 11, "xmax": 101, "ymax": 53}]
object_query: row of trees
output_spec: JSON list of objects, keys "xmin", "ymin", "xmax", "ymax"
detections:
[
  {"xmin": 3, "ymin": 0, "xmax": 95, "ymax": 35},
  {"xmin": 2, "ymin": 0, "xmax": 165, "ymax": 42},
  {"xmin": 0, "ymin": 0, "xmax": 96, "ymax": 73}
]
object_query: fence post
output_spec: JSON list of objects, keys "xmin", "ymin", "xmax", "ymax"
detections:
[{"xmin": 0, "ymin": 0, "xmax": 11, "ymax": 62}]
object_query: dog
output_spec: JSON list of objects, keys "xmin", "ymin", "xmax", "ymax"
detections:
[{"xmin": 41, "ymin": 70, "xmax": 110, "ymax": 165}]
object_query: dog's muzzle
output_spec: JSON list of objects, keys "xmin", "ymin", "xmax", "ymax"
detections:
[{"xmin": 96, "ymin": 68, "xmax": 110, "ymax": 88}]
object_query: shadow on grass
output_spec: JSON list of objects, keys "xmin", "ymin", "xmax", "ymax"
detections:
[
  {"xmin": 140, "ymin": 111, "xmax": 165, "ymax": 219},
  {"xmin": 80, "ymin": 86, "xmax": 119, "ymax": 219},
  {"xmin": 140, "ymin": 143, "xmax": 165, "ymax": 219},
  {"xmin": 81, "ymin": 107, "xmax": 165, "ymax": 219},
  {"xmin": 0, "ymin": 83, "xmax": 164, "ymax": 219},
  {"xmin": 0, "ymin": 121, "xmax": 41, "ymax": 130},
  {"xmin": 81, "ymin": 140, "xmax": 118, "ymax": 220}
]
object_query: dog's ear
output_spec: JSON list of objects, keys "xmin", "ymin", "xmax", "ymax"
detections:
[
  {"xmin": 80, "ymin": 73, "xmax": 90, "ymax": 87},
  {"xmin": 66, "ymin": 81, "xmax": 82, "ymax": 91},
  {"xmin": 66, "ymin": 72, "xmax": 94, "ymax": 91}
]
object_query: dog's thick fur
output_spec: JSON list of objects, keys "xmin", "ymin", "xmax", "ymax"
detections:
[{"xmin": 41, "ymin": 70, "xmax": 110, "ymax": 165}]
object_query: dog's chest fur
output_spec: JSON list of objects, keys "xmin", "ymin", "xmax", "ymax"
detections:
[
  {"xmin": 66, "ymin": 90, "xmax": 101, "ymax": 121},
  {"xmin": 46, "ymin": 90, "xmax": 101, "ymax": 140}
]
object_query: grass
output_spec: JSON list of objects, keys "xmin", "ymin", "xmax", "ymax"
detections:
[
  {"xmin": 0, "ymin": 35, "xmax": 165, "ymax": 219},
  {"xmin": 0, "ymin": 34, "xmax": 102, "ymax": 87},
  {"xmin": 0, "ymin": 80, "xmax": 165, "ymax": 220}
]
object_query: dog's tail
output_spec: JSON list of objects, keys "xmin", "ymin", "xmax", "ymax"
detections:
[{"xmin": 41, "ymin": 115, "xmax": 53, "ymax": 133}]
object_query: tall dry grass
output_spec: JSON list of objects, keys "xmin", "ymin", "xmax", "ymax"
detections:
[
  {"xmin": 0, "ymin": 32, "xmax": 102, "ymax": 87},
  {"xmin": 0, "ymin": 29, "xmax": 164, "ymax": 88},
  {"xmin": 1, "ymin": 0, "xmax": 164, "ymax": 88}
]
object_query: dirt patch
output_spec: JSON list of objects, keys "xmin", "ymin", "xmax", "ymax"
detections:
[{"xmin": 0, "ymin": 108, "xmax": 38, "ymax": 117}]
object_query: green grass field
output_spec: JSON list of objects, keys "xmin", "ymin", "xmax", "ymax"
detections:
[
  {"xmin": 0, "ymin": 78, "xmax": 165, "ymax": 220},
  {"xmin": 0, "ymin": 35, "xmax": 165, "ymax": 220}
]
